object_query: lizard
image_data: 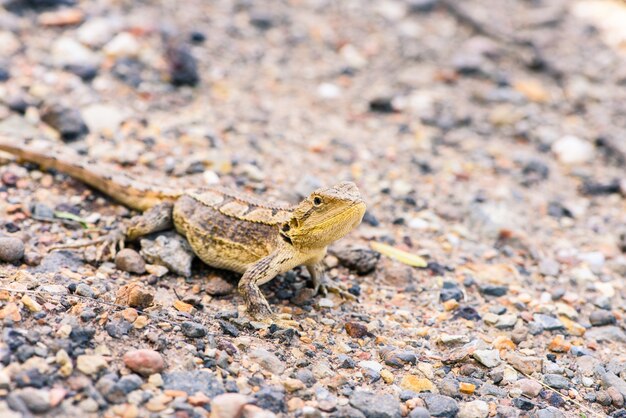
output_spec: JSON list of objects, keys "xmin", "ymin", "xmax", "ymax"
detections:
[{"xmin": 0, "ymin": 138, "xmax": 367, "ymax": 326}]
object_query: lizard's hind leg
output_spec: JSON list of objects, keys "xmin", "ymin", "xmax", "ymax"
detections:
[{"xmin": 51, "ymin": 202, "xmax": 174, "ymax": 261}]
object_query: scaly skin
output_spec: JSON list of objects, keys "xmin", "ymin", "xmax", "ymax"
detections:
[{"xmin": 0, "ymin": 138, "xmax": 366, "ymax": 324}]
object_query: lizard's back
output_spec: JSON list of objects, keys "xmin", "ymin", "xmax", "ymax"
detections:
[{"xmin": 173, "ymin": 188, "xmax": 293, "ymax": 273}]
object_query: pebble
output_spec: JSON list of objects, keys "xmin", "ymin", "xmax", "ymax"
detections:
[
  {"xmin": 205, "ymin": 276, "xmax": 235, "ymax": 296},
  {"xmin": 333, "ymin": 245, "xmax": 380, "ymax": 275},
  {"xmin": 349, "ymin": 391, "xmax": 402, "ymax": 418},
  {"xmin": 345, "ymin": 322, "xmax": 370, "ymax": 338},
  {"xmin": 539, "ymin": 258, "xmax": 560, "ymax": 276},
  {"xmin": 536, "ymin": 407, "xmax": 565, "ymax": 418},
  {"xmin": 41, "ymin": 104, "xmax": 89, "ymax": 142},
  {"xmin": 163, "ymin": 370, "xmax": 224, "ymax": 396},
  {"xmin": 123, "ymin": 349, "xmax": 164, "ymax": 376},
  {"xmin": 472, "ymin": 350, "xmax": 501, "ymax": 368},
  {"xmin": 589, "ymin": 310, "xmax": 616, "ymax": 326},
  {"xmin": 166, "ymin": 40, "xmax": 199, "ymax": 87},
  {"xmin": 254, "ymin": 386, "xmax": 286, "ymax": 413},
  {"xmin": 585, "ymin": 326, "xmax": 626, "ymax": 343},
  {"xmin": 420, "ymin": 394, "xmax": 459, "ymax": 418},
  {"xmin": 401, "ymin": 376, "xmax": 435, "ymax": 393},
  {"xmin": 409, "ymin": 407, "xmax": 431, "ymax": 418},
  {"xmin": 211, "ymin": 393, "xmax": 250, "ymax": 418},
  {"xmin": 104, "ymin": 33, "xmax": 140, "ymax": 58},
  {"xmin": 0, "ymin": 237, "xmax": 25, "ymax": 262},
  {"xmin": 477, "ymin": 284, "xmax": 508, "ymax": 297},
  {"xmin": 76, "ymin": 354, "xmax": 108, "ymax": 376},
  {"xmin": 115, "ymin": 249, "xmax": 146, "ymax": 274},
  {"xmin": 82, "ymin": 103, "xmax": 125, "ymax": 134},
  {"xmin": 457, "ymin": 400, "xmax": 488, "ymax": 418},
  {"xmin": 533, "ymin": 314, "xmax": 564, "ymax": 331},
  {"xmin": 181, "ymin": 321, "xmax": 207, "ymax": 338},
  {"xmin": 13, "ymin": 388, "xmax": 51, "ymax": 413},
  {"xmin": 552, "ymin": 135, "xmax": 595, "ymax": 164},
  {"xmin": 514, "ymin": 378, "xmax": 542, "ymax": 397},
  {"xmin": 250, "ymin": 348, "xmax": 285, "ymax": 375},
  {"xmin": 115, "ymin": 283, "xmax": 154, "ymax": 309},
  {"xmin": 51, "ymin": 37, "xmax": 100, "ymax": 67},
  {"xmin": 75, "ymin": 283, "xmax": 96, "ymax": 298},
  {"xmin": 140, "ymin": 233, "xmax": 194, "ymax": 277},
  {"xmin": 543, "ymin": 374, "xmax": 571, "ymax": 389},
  {"xmin": 77, "ymin": 17, "xmax": 116, "ymax": 47}
]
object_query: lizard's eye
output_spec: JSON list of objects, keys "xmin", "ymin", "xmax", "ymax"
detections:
[
  {"xmin": 282, "ymin": 223, "xmax": 290, "ymax": 232},
  {"xmin": 313, "ymin": 196, "xmax": 323, "ymax": 206}
]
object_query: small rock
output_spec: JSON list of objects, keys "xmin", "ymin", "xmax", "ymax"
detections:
[
  {"xmin": 514, "ymin": 378, "xmax": 542, "ymax": 397},
  {"xmin": 21, "ymin": 295, "xmax": 42, "ymax": 312},
  {"xmin": 254, "ymin": 386, "xmax": 286, "ymax": 413},
  {"xmin": 76, "ymin": 354, "xmax": 107, "ymax": 376},
  {"xmin": 51, "ymin": 37, "xmax": 100, "ymax": 68},
  {"xmin": 552, "ymin": 135, "xmax": 595, "ymax": 164},
  {"xmin": 586, "ymin": 326, "xmax": 626, "ymax": 343},
  {"xmin": 115, "ymin": 283, "xmax": 154, "ymax": 309},
  {"xmin": 420, "ymin": 394, "xmax": 459, "ymax": 418},
  {"xmin": 75, "ymin": 283, "xmax": 95, "ymax": 298},
  {"xmin": 543, "ymin": 374, "xmax": 571, "ymax": 389},
  {"xmin": 250, "ymin": 349, "xmax": 285, "ymax": 375},
  {"xmin": 0, "ymin": 237, "xmax": 25, "ymax": 262},
  {"xmin": 457, "ymin": 400, "xmax": 488, "ymax": 418},
  {"xmin": 166, "ymin": 40, "xmax": 199, "ymax": 87},
  {"xmin": 533, "ymin": 314, "xmax": 564, "ymax": 331},
  {"xmin": 478, "ymin": 284, "xmax": 508, "ymax": 297},
  {"xmin": 123, "ymin": 349, "xmax": 164, "ymax": 376},
  {"xmin": 349, "ymin": 391, "xmax": 402, "ymax": 418},
  {"xmin": 141, "ymin": 232, "xmax": 194, "ymax": 277},
  {"xmin": 512, "ymin": 397, "xmax": 535, "ymax": 411},
  {"xmin": 401, "ymin": 376, "xmax": 435, "ymax": 393},
  {"xmin": 536, "ymin": 407, "xmax": 565, "ymax": 418},
  {"xmin": 205, "ymin": 275, "xmax": 235, "ymax": 296},
  {"xmin": 539, "ymin": 258, "xmax": 560, "ymax": 276},
  {"xmin": 211, "ymin": 393, "xmax": 250, "ymax": 418},
  {"xmin": 333, "ymin": 245, "xmax": 380, "ymax": 275},
  {"xmin": 345, "ymin": 322, "xmax": 370, "ymax": 338},
  {"xmin": 115, "ymin": 249, "xmax": 146, "ymax": 274},
  {"xmin": 473, "ymin": 349, "xmax": 501, "ymax": 368},
  {"xmin": 181, "ymin": 321, "xmax": 207, "ymax": 338},
  {"xmin": 409, "ymin": 407, "xmax": 431, "ymax": 418},
  {"xmin": 589, "ymin": 310, "xmax": 616, "ymax": 327},
  {"xmin": 13, "ymin": 388, "xmax": 50, "ymax": 414},
  {"xmin": 82, "ymin": 103, "xmax": 125, "ymax": 134},
  {"xmin": 77, "ymin": 17, "xmax": 116, "ymax": 47},
  {"xmin": 163, "ymin": 370, "xmax": 224, "ymax": 396},
  {"xmin": 104, "ymin": 33, "xmax": 140, "ymax": 58},
  {"xmin": 41, "ymin": 104, "xmax": 89, "ymax": 142}
]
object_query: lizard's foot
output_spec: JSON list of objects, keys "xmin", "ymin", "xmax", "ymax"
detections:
[
  {"xmin": 49, "ymin": 228, "xmax": 126, "ymax": 261},
  {"xmin": 314, "ymin": 278, "xmax": 357, "ymax": 301}
]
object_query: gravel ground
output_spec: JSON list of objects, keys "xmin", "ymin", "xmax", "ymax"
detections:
[{"xmin": 1, "ymin": 0, "xmax": 626, "ymax": 417}]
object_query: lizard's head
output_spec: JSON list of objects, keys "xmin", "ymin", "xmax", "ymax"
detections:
[{"xmin": 282, "ymin": 181, "xmax": 366, "ymax": 249}]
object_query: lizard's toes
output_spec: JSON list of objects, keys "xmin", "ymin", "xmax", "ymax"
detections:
[{"xmin": 318, "ymin": 282, "xmax": 357, "ymax": 301}]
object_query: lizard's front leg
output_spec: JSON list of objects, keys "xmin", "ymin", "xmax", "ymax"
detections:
[
  {"xmin": 307, "ymin": 262, "xmax": 356, "ymax": 300},
  {"xmin": 52, "ymin": 201, "xmax": 174, "ymax": 260},
  {"xmin": 238, "ymin": 251, "xmax": 299, "ymax": 328}
]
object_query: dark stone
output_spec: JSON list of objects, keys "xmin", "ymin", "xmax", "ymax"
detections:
[
  {"xmin": 369, "ymin": 97, "xmax": 396, "ymax": 113},
  {"xmin": 337, "ymin": 355, "xmax": 356, "ymax": 369},
  {"xmin": 589, "ymin": 310, "xmax": 617, "ymax": 327},
  {"xmin": 453, "ymin": 306, "xmax": 481, "ymax": 321},
  {"xmin": 181, "ymin": 321, "xmax": 207, "ymax": 338},
  {"xmin": 166, "ymin": 41, "xmax": 199, "ymax": 87},
  {"xmin": 40, "ymin": 104, "xmax": 88, "ymax": 142},
  {"xmin": 521, "ymin": 160, "xmax": 550, "ymax": 184},
  {"xmin": 440, "ymin": 287, "xmax": 463, "ymax": 302},
  {"xmin": 218, "ymin": 320, "xmax": 240, "ymax": 337},
  {"xmin": 70, "ymin": 326, "xmax": 96, "ymax": 345},
  {"xmin": 330, "ymin": 406, "xmax": 367, "ymax": 418},
  {"xmin": 543, "ymin": 374, "xmax": 571, "ymax": 389},
  {"xmin": 189, "ymin": 31, "xmax": 206, "ymax": 44},
  {"xmin": 512, "ymin": 397, "xmax": 535, "ymax": 411},
  {"xmin": 0, "ymin": 67, "xmax": 9, "ymax": 82},
  {"xmin": 296, "ymin": 368, "xmax": 316, "ymax": 386},
  {"xmin": 254, "ymin": 386, "xmax": 286, "ymax": 413},
  {"xmin": 105, "ymin": 320, "xmax": 132, "ymax": 339},
  {"xmin": 15, "ymin": 345, "xmax": 35, "ymax": 362},
  {"xmin": 478, "ymin": 284, "xmax": 508, "ymax": 297},
  {"xmin": 547, "ymin": 201, "xmax": 573, "ymax": 219},
  {"xmin": 407, "ymin": 0, "xmax": 439, "ymax": 13},
  {"xmin": 249, "ymin": 11, "xmax": 275, "ymax": 29},
  {"xmin": 580, "ymin": 179, "xmax": 621, "ymax": 196},
  {"xmin": 64, "ymin": 64, "xmax": 99, "ymax": 81},
  {"xmin": 334, "ymin": 245, "xmax": 380, "ymax": 275},
  {"xmin": 14, "ymin": 368, "xmax": 47, "ymax": 388}
]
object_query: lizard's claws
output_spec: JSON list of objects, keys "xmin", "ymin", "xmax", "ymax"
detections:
[
  {"xmin": 252, "ymin": 312, "xmax": 301, "ymax": 330},
  {"xmin": 49, "ymin": 228, "xmax": 126, "ymax": 262},
  {"xmin": 315, "ymin": 279, "xmax": 357, "ymax": 301}
]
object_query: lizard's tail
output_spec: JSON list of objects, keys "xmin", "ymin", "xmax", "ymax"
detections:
[{"xmin": 0, "ymin": 137, "xmax": 183, "ymax": 211}]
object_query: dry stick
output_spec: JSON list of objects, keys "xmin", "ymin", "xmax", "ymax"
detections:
[
  {"xmin": 0, "ymin": 286, "xmax": 186, "ymax": 328},
  {"xmin": 517, "ymin": 369, "xmax": 607, "ymax": 418}
]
